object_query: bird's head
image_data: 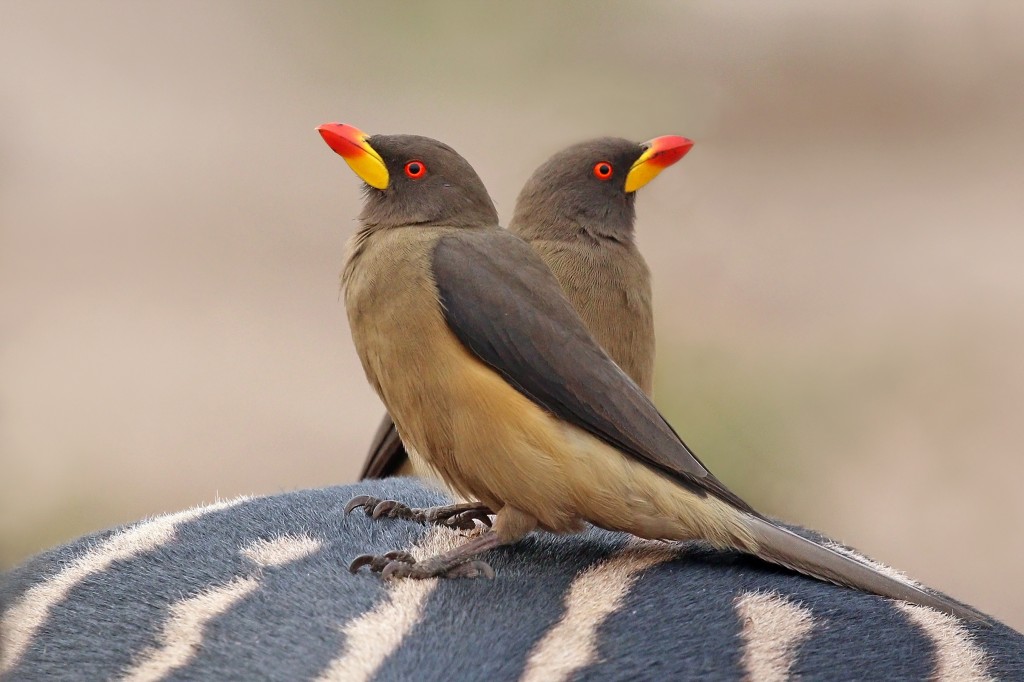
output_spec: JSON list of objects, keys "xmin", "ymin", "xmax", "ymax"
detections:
[
  {"xmin": 510, "ymin": 135, "xmax": 693, "ymax": 240},
  {"xmin": 318, "ymin": 123, "xmax": 499, "ymax": 230}
]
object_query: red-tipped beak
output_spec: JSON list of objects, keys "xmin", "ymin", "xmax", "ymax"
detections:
[
  {"xmin": 624, "ymin": 135, "xmax": 694, "ymax": 193},
  {"xmin": 318, "ymin": 123, "xmax": 369, "ymax": 158},
  {"xmin": 642, "ymin": 135, "xmax": 694, "ymax": 168},
  {"xmin": 317, "ymin": 122, "xmax": 390, "ymax": 189}
]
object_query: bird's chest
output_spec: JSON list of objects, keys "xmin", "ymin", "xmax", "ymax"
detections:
[
  {"xmin": 342, "ymin": 229, "xmax": 466, "ymax": 459},
  {"xmin": 536, "ymin": 239, "xmax": 655, "ymax": 391},
  {"xmin": 345, "ymin": 232, "xmax": 447, "ymax": 383},
  {"xmin": 544, "ymin": 241, "xmax": 648, "ymax": 313}
]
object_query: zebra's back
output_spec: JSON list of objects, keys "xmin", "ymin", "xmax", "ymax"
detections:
[{"xmin": 2, "ymin": 478, "xmax": 1021, "ymax": 681}]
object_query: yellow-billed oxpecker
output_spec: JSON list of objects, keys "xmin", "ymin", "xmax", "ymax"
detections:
[
  {"xmin": 359, "ymin": 135, "xmax": 692, "ymax": 483},
  {"xmin": 318, "ymin": 122, "xmax": 984, "ymax": 623}
]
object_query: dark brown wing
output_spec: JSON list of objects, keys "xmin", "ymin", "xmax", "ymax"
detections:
[
  {"xmin": 432, "ymin": 230, "xmax": 756, "ymax": 515},
  {"xmin": 359, "ymin": 413, "xmax": 409, "ymax": 480}
]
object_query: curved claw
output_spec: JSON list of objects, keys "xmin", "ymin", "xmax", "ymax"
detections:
[
  {"xmin": 469, "ymin": 510, "xmax": 494, "ymax": 525},
  {"xmin": 440, "ymin": 512, "xmax": 480, "ymax": 531},
  {"xmin": 372, "ymin": 499, "xmax": 407, "ymax": 519},
  {"xmin": 449, "ymin": 510, "xmax": 493, "ymax": 528},
  {"xmin": 381, "ymin": 561, "xmax": 412, "ymax": 580},
  {"xmin": 344, "ymin": 495, "xmax": 378, "ymax": 515},
  {"xmin": 349, "ymin": 553, "xmax": 377, "ymax": 573}
]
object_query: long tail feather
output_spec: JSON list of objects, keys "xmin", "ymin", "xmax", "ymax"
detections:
[{"xmin": 742, "ymin": 515, "xmax": 989, "ymax": 624}]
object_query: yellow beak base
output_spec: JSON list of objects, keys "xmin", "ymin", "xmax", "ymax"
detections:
[
  {"xmin": 623, "ymin": 135, "xmax": 694, "ymax": 193},
  {"xmin": 317, "ymin": 123, "xmax": 390, "ymax": 190}
]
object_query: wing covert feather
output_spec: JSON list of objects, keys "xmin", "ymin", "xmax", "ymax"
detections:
[{"xmin": 431, "ymin": 230, "xmax": 755, "ymax": 513}]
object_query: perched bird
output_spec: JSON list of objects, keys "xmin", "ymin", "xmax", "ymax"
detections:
[
  {"xmin": 359, "ymin": 135, "xmax": 692, "ymax": 481},
  {"xmin": 318, "ymin": 122, "xmax": 984, "ymax": 622}
]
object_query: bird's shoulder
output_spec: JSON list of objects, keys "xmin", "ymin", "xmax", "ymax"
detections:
[{"xmin": 429, "ymin": 228, "xmax": 746, "ymax": 500}]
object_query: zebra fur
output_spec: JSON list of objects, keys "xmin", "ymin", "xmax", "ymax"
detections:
[{"xmin": 2, "ymin": 478, "xmax": 1021, "ymax": 681}]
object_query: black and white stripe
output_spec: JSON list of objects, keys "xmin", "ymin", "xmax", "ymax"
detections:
[{"xmin": 2, "ymin": 479, "xmax": 1020, "ymax": 681}]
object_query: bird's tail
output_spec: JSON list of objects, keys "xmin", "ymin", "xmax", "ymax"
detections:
[{"xmin": 740, "ymin": 514, "xmax": 989, "ymax": 624}]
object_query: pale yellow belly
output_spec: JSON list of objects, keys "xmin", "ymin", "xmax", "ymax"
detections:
[{"xmin": 418, "ymin": 345, "xmax": 751, "ymax": 548}]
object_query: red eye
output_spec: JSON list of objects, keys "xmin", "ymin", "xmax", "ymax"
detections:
[
  {"xmin": 404, "ymin": 160, "xmax": 426, "ymax": 179},
  {"xmin": 593, "ymin": 161, "xmax": 613, "ymax": 180}
]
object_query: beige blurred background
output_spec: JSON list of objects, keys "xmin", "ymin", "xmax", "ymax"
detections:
[{"xmin": 2, "ymin": 2, "xmax": 1022, "ymax": 628}]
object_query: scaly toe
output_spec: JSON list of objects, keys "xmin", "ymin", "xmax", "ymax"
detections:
[
  {"xmin": 371, "ymin": 499, "xmax": 410, "ymax": 519},
  {"xmin": 381, "ymin": 558, "xmax": 495, "ymax": 580},
  {"xmin": 383, "ymin": 550, "xmax": 416, "ymax": 564},
  {"xmin": 349, "ymin": 549, "xmax": 418, "ymax": 575},
  {"xmin": 443, "ymin": 510, "xmax": 492, "ymax": 529},
  {"xmin": 381, "ymin": 560, "xmax": 417, "ymax": 580}
]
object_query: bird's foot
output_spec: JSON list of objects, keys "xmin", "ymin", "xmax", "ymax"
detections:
[
  {"xmin": 349, "ymin": 550, "xmax": 494, "ymax": 580},
  {"xmin": 349, "ymin": 530, "xmax": 504, "ymax": 581},
  {"xmin": 344, "ymin": 495, "xmax": 492, "ymax": 530},
  {"xmin": 347, "ymin": 550, "xmax": 415, "ymax": 574}
]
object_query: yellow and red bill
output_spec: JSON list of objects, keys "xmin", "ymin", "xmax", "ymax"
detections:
[
  {"xmin": 624, "ymin": 135, "xmax": 694, "ymax": 193},
  {"xmin": 317, "ymin": 123, "xmax": 390, "ymax": 190}
]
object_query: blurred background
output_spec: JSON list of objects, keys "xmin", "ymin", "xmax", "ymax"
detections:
[{"xmin": 2, "ymin": 1, "xmax": 1022, "ymax": 628}]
